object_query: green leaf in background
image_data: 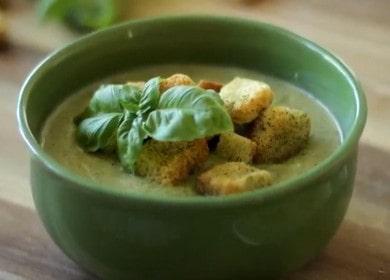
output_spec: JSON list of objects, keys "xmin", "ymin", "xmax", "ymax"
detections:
[
  {"xmin": 143, "ymin": 86, "xmax": 234, "ymax": 141},
  {"xmin": 38, "ymin": 0, "xmax": 118, "ymax": 31},
  {"xmin": 117, "ymin": 114, "xmax": 145, "ymax": 172},
  {"xmin": 76, "ymin": 112, "xmax": 123, "ymax": 152},
  {"xmin": 90, "ymin": 84, "xmax": 142, "ymax": 114},
  {"xmin": 37, "ymin": 0, "xmax": 71, "ymax": 18}
]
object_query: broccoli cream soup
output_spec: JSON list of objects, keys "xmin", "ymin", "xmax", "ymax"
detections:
[{"xmin": 41, "ymin": 64, "xmax": 341, "ymax": 197}]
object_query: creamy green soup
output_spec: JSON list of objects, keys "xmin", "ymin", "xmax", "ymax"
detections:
[{"xmin": 41, "ymin": 64, "xmax": 341, "ymax": 197}]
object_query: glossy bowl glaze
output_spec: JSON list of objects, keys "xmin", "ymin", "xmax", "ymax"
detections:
[{"xmin": 18, "ymin": 16, "xmax": 366, "ymax": 279}]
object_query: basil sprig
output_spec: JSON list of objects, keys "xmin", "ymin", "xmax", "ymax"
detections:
[
  {"xmin": 38, "ymin": 0, "xmax": 117, "ymax": 31},
  {"xmin": 76, "ymin": 77, "xmax": 233, "ymax": 172}
]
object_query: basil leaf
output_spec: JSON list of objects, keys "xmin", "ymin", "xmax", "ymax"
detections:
[
  {"xmin": 89, "ymin": 84, "xmax": 142, "ymax": 114},
  {"xmin": 38, "ymin": 0, "xmax": 117, "ymax": 31},
  {"xmin": 117, "ymin": 114, "xmax": 146, "ymax": 172},
  {"xmin": 38, "ymin": 0, "xmax": 72, "ymax": 19},
  {"xmin": 66, "ymin": 0, "xmax": 116, "ymax": 30},
  {"xmin": 139, "ymin": 77, "xmax": 161, "ymax": 117},
  {"xmin": 143, "ymin": 86, "xmax": 233, "ymax": 141},
  {"xmin": 76, "ymin": 112, "xmax": 123, "ymax": 152}
]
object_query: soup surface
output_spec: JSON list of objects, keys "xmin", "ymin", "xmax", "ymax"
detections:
[{"xmin": 41, "ymin": 64, "xmax": 341, "ymax": 197}]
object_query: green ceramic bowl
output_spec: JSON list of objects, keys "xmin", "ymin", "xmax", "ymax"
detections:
[{"xmin": 18, "ymin": 16, "xmax": 366, "ymax": 279}]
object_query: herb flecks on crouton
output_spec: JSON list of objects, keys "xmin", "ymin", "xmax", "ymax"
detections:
[
  {"xmin": 135, "ymin": 139, "xmax": 209, "ymax": 185},
  {"xmin": 250, "ymin": 106, "xmax": 311, "ymax": 163},
  {"xmin": 197, "ymin": 162, "xmax": 273, "ymax": 195},
  {"xmin": 219, "ymin": 77, "xmax": 273, "ymax": 124},
  {"xmin": 216, "ymin": 132, "xmax": 257, "ymax": 163},
  {"xmin": 160, "ymin": 73, "xmax": 195, "ymax": 93}
]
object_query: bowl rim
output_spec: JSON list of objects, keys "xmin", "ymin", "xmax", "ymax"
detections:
[{"xmin": 17, "ymin": 15, "xmax": 367, "ymax": 208}]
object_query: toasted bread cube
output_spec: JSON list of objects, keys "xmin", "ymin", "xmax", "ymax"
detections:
[
  {"xmin": 160, "ymin": 74, "xmax": 195, "ymax": 93},
  {"xmin": 197, "ymin": 162, "xmax": 273, "ymax": 195},
  {"xmin": 216, "ymin": 132, "xmax": 256, "ymax": 163},
  {"xmin": 250, "ymin": 106, "xmax": 311, "ymax": 163},
  {"xmin": 135, "ymin": 139, "xmax": 209, "ymax": 185},
  {"xmin": 198, "ymin": 80, "xmax": 224, "ymax": 92},
  {"xmin": 219, "ymin": 77, "xmax": 273, "ymax": 124}
]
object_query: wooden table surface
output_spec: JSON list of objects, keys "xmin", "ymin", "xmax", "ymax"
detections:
[{"xmin": 0, "ymin": 0, "xmax": 389, "ymax": 279}]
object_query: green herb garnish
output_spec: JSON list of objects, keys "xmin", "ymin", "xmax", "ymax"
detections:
[{"xmin": 76, "ymin": 77, "xmax": 234, "ymax": 172}]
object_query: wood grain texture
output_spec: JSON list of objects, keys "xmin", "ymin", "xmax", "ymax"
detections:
[{"xmin": 0, "ymin": 0, "xmax": 389, "ymax": 279}]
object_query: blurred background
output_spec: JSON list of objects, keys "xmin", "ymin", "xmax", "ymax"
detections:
[
  {"xmin": 0, "ymin": 0, "xmax": 389, "ymax": 279},
  {"xmin": 1, "ymin": 0, "xmax": 389, "ymax": 148}
]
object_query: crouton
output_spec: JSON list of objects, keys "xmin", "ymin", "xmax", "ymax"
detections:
[
  {"xmin": 219, "ymin": 77, "xmax": 273, "ymax": 124},
  {"xmin": 198, "ymin": 80, "xmax": 223, "ymax": 92},
  {"xmin": 135, "ymin": 139, "xmax": 209, "ymax": 185},
  {"xmin": 160, "ymin": 74, "xmax": 195, "ymax": 93},
  {"xmin": 197, "ymin": 162, "xmax": 273, "ymax": 195},
  {"xmin": 216, "ymin": 132, "xmax": 256, "ymax": 163},
  {"xmin": 250, "ymin": 106, "xmax": 311, "ymax": 163},
  {"xmin": 126, "ymin": 81, "xmax": 145, "ymax": 89}
]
